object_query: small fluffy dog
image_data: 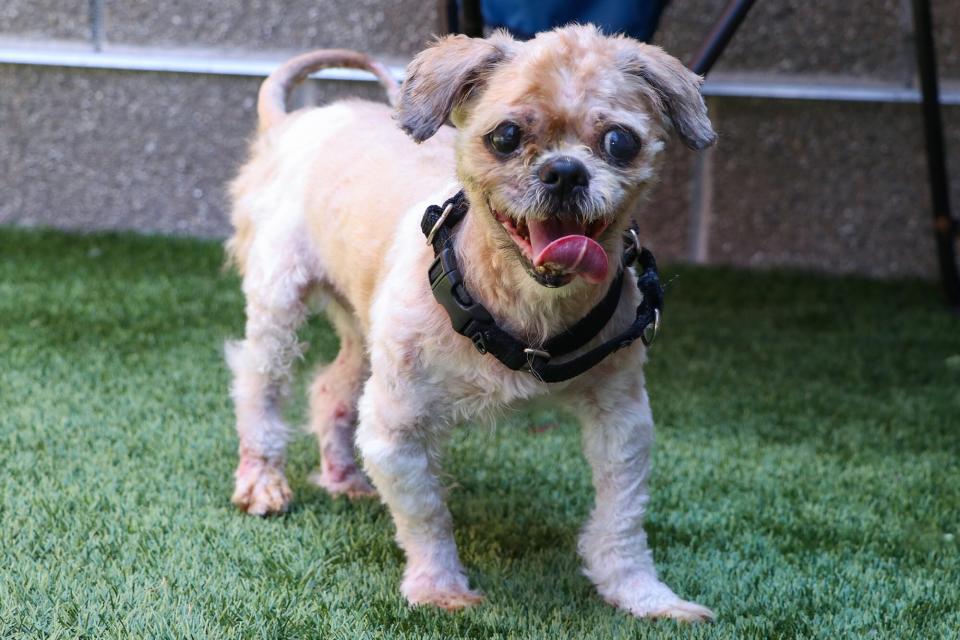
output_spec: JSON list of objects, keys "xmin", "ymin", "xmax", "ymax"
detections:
[{"xmin": 226, "ymin": 25, "xmax": 716, "ymax": 621}]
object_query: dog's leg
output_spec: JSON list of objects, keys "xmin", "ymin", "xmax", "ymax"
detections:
[
  {"xmin": 576, "ymin": 374, "xmax": 714, "ymax": 622},
  {"xmin": 356, "ymin": 373, "xmax": 481, "ymax": 610},
  {"xmin": 306, "ymin": 304, "xmax": 375, "ymax": 498},
  {"xmin": 227, "ymin": 251, "xmax": 311, "ymax": 516}
]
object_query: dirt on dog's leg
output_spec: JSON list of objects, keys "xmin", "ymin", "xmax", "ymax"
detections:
[
  {"xmin": 227, "ymin": 253, "xmax": 310, "ymax": 516},
  {"xmin": 307, "ymin": 303, "xmax": 375, "ymax": 498},
  {"xmin": 575, "ymin": 372, "xmax": 714, "ymax": 622},
  {"xmin": 356, "ymin": 373, "xmax": 482, "ymax": 610}
]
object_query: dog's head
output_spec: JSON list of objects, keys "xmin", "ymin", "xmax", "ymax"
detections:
[{"xmin": 397, "ymin": 24, "xmax": 715, "ymax": 289}]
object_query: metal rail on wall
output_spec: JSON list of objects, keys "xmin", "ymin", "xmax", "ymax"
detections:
[{"xmin": 445, "ymin": 0, "xmax": 960, "ymax": 312}]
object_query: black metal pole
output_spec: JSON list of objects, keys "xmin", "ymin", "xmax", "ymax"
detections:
[
  {"xmin": 459, "ymin": 0, "xmax": 484, "ymax": 37},
  {"xmin": 439, "ymin": 0, "xmax": 458, "ymax": 35},
  {"xmin": 688, "ymin": 0, "xmax": 757, "ymax": 76},
  {"xmin": 911, "ymin": 0, "xmax": 960, "ymax": 311}
]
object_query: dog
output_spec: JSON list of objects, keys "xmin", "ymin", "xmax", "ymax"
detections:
[{"xmin": 225, "ymin": 25, "xmax": 716, "ymax": 621}]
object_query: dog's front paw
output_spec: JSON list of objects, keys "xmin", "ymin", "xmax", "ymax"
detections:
[
  {"xmin": 402, "ymin": 567, "xmax": 484, "ymax": 611},
  {"xmin": 640, "ymin": 599, "xmax": 715, "ymax": 623},
  {"xmin": 308, "ymin": 465, "xmax": 377, "ymax": 499},
  {"xmin": 232, "ymin": 457, "xmax": 292, "ymax": 516},
  {"xmin": 602, "ymin": 577, "xmax": 714, "ymax": 623}
]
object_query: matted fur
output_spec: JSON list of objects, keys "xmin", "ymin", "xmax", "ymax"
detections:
[{"xmin": 225, "ymin": 24, "xmax": 716, "ymax": 621}]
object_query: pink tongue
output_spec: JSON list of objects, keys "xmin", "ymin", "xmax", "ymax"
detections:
[{"xmin": 528, "ymin": 217, "xmax": 608, "ymax": 284}]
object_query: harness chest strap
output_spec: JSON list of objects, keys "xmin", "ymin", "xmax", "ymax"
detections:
[{"xmin": 421, "ymin": 191, "xmax": 664, "ymax": 383}]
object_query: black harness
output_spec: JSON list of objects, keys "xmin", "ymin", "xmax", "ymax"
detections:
[{"xmin": 421, "ymin": 191, "xmax": 664, "ymax": 383}]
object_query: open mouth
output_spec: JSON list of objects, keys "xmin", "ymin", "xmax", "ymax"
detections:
[{"xmin": 493, "ymin": 209, "xmax": 611, "ymax": 287}]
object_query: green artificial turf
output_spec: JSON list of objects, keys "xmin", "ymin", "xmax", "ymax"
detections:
[{"xmin": 1, "ymin": 227, "xmax": 958, "ymax": 639}]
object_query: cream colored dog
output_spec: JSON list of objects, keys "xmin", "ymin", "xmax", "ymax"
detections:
[{"xmin": 226, "ymin": 25, "xmax": 716, "ymax": 621}]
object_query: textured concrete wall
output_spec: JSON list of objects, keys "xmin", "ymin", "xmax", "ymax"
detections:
[
  {"xmin": 635, "ymin": 146, "xmax": 696, "ymax": 262},
  {"xmin": 937, "ymin": 1, "xmax": 960, "ymax": 77},
  {"xmin": 708, "ymin": 98, "xmax": 955, "ymax": 277},
  {"xmin": 645, "ymin": 96, "xmax": 960, "ymax": 276},
  {"xmin": 1, "ymin": 0, "xmax": 958, "ymax": 279},
  {"xmin": 101, "ymin": 0, "xmax": 439, "ymax": 57},
  {"xmin": 658, "ymin": 0, "xmax": 908, "ymax": 78},
  {"xmin": 657, "ymin": 0, "xmax": 960, "ymax": 79},
  {"xmin": 0, "ymin": 1, "xmax": 90, "ymax": 41},
  {"xmin": 638, "ymin": 0, "xmax": 960, "ymax": 276},
  {"xmin": 0, "ymin": 65, "xmax": 384, "ymax": 236}
]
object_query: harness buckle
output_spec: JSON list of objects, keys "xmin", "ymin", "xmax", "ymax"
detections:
[
  {"xmin": 470, "ymin": 332, "xmax": 488, "ymax": 354},
  {"xmin": 429, "ymin": 248, "xmax": 495, "ymax": 348},
  {"xmin": 641, "ymin": 308, "xmax": 661, "ymax": 347},
  {"xmin": 425, "ymin": 202, "xmax": 455, "ymax": 247}
]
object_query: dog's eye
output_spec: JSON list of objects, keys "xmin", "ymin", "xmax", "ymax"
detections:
[
  {"xmin": 602, "ymin": 128, "xmax": 640, "ymax": 164},
  {"xmin": 488, "ymin": 122, "xmax": 522, "ymax": 155}
]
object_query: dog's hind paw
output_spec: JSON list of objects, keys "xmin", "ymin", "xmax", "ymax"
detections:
[
  {"xmin": 232, "ymin": 457, "xmax": 292, "ymax": 516},
  {"xmin": 601, "ymin": 577, "xmax": 714, "ymax": 623},
  {"xmin": 308, "ymin": 466, "xmax": 377, "ymax": 500},
  {"xmin": 641, "ymin": 599, "xmax": 715, "ymax": 623}
]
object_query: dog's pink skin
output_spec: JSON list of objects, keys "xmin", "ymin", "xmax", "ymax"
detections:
[
  {"xmin": 322, "ymin": 458, "xmax": 352, "ymax": 483},
  {"xmin": 225, "ymin": 25, "xmax": 715, "ymax": 621},
  {"xmin": 332, "ymin": 404, "xmax": 349, "ymax": 420},
  {"xmin": 307, "ymin": 305, "xmax": 377, "ymax": 499}
]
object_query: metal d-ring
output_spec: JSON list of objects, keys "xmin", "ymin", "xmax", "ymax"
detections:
[
  {"xmin": 523, "ymin": 347, "xmax": 551, "ymax": 380},
  {"xmin": 523, "ymin": 347, "xmax": 551, "ymax": 360},
  {"xmin": 642, "ymin": 308, "xmax": 661, "ymax": 346},
  {"xmin": 425, "ymin": 202, "xmax": 454, "ymax": 246}
]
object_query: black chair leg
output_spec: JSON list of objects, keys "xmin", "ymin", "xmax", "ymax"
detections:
[
  {"xmin": 687, "ymin": 0, "xmax": 757, "ymax": 76},
  {"xmin": 439, "ymin": 0, "xmax": 482, "ymax": 36},
  {"xmin": 459, "ymin": 0, "xmax": 484, "ymax": 37},
  {"xmin": 911, "ymin": 0, "xmax": 960, "ymax": 311}
]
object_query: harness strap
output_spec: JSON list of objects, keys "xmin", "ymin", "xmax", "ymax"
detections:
[
  {"xmin": 423, "ymin": 190, "xmax": 664, "ymax": 383},
  {"xmin": 422, "ymin": 190, "xmax": 469, "ymax": 254}
]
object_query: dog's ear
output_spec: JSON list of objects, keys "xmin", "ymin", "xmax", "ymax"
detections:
[
  {"xmin": 621, "ymin": 43, "xmax": 716, "ymax": 151},
  {"xmin": 397, "ymin": 33, "xmax": 513, "ymax": 143}
]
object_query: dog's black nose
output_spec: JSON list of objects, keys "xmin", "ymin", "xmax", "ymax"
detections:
[{"xmin": 538, "ymin": 156, "xmax": 589, "ymax": 201}]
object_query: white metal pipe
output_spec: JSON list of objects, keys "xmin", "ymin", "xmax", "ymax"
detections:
[{"xmin": 1, "ymin": 43, "xmax": 958, "ymax": 105}]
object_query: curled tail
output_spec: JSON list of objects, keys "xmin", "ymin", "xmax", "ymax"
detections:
[{"xmin": 257, "ymin": 48, "xmax": 400, "ymax": 130}]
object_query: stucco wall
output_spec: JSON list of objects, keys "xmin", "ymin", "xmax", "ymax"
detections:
[{"xmin": 1, "ymin": 1, "xmax": 957, "ymax": 277}]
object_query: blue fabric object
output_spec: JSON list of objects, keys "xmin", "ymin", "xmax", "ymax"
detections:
[{"xmin": 480, "ymin": 0, "xmax": 668, "ymax": 42}]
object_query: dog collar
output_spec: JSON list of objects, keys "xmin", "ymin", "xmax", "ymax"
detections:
[{"xmin": 421, "ymin": 190, "xmax": 664, "ymax": 383}]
